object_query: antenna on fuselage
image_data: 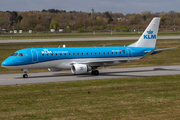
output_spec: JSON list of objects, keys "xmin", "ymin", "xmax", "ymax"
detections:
[{"xmin": 63, "ymin": 45, "xmax": 66, "ymax": 48}]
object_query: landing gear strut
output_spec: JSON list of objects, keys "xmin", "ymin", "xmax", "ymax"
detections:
[
  {"xmin": 22, "ymin": 69, "xmax": 28, "ymax": 78},
  {"xmin": 91, "ymin": 70, "xmax": 99, "ymax": 75}
]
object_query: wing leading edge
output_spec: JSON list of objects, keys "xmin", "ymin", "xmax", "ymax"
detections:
[{"xmin": 71, "ymin": 57, "xmax": 140, "ymax": 67}]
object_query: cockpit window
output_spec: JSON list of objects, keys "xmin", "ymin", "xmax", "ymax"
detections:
[
  {"xmin": 11, "ymin": 53, "xmax": 23, "ymax": 57},
  {"xmin": 18, "ymin": 53, "xmax": 23, "ymax": 57},
  {"xmin": 11, "ymin": 53, "xmax": 18, "ymax": 56}
]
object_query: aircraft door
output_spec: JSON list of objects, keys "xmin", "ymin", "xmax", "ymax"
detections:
[
  {"xmin": 31, "ymin": 49, "xmax": 38, "ymax": 62},
  {"xmin": 127, "ymin": 48, "xmax": 133, "ymax": 60}
]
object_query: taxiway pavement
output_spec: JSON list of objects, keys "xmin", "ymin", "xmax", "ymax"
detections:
[
  {"xmin": 1, "ymin": 36, "xmax": 180, "ymax": 43},
  {"xmin": 0, "ymin": 65, "xmax": 180, "ymax": 86}
]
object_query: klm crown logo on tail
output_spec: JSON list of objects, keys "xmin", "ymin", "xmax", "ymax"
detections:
[
  {"xmin": 144, "ymin": 30, "xmax": 156, "ymax": 39},
  {"xmin": 147, "ymin": 30, "xmax": 153, "ymax": 34}
]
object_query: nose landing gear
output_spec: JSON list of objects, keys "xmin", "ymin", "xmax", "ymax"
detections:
[
  {"xmin": 23, "ymin": 74, "xmax": 28, "ymax": 78},
  {"xmin": 22, "ymin": 69, "xmax": 28, "ymax": 78}
]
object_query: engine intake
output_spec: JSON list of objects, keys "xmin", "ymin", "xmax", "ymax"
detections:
[{"xmin": 71, "ymin": 64, "xmax": 90, "ymax": 74}]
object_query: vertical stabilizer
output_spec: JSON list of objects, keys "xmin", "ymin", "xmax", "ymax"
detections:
[{"xmin": 128, "ymin": 17, "xmax": 160, "ymax": 48}]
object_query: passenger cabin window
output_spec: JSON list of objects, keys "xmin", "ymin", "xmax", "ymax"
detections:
[
  {"xmin": 56, "ymin": 53, "xmax": 58, "ymax": 56},
  {"xmin": 69, "ymin": 53, "xmax": 71, "ymax": 55},
  {"xmin": 73, "ymin": 53, "xmax": 75, "ymax": 55}
]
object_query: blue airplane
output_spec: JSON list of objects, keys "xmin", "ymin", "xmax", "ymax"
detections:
[{"xmin": 0, "ymin": 17, "xmax": 172, "ymax": 78}]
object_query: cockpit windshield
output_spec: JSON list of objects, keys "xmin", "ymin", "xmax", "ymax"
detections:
[
  {"xmin": 11, "ymin": 53, "xmax": 18, "ymax": 56},
  {"xmin": 18, "ymin": 53, "xmax": 23, "ymax": 56},
  {"xmin": 11, "ymin": 53, "xmax": 23, "ymax": 57}
]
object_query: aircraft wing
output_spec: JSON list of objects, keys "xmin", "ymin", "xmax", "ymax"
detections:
[
  {"xmin": 141, "ymin": 49, "xmax": 155, "ymax": 59},
  {"xmin": 71, "ymin": 58, "xmax": 140, "ymax": 67},
  {"xmin": 154, "ymin": 47, "xmax": 177, "ymax": 52},
  {"xmin": 140, "ymin": 47, "xmax": 177, "ymax": 60}
]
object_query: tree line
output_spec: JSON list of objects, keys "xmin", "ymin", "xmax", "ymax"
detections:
[{"xmin": 0, "ymin": 10, "xmax": 180, "ymax": 32}]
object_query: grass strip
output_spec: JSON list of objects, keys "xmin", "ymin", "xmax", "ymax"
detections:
[{"xmin": 0, "ymin": 75, "xmax": 180, "ymax": 119}]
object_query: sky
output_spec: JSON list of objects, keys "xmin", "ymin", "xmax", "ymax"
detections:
[{"xmin": 1, "ymin": 0, "xmax": 180, "ymax": 14}]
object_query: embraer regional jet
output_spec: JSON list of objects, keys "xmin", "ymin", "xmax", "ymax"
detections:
[{"xmin": 1, "ymin": 17, "xmax": 172, "ymax": 78}]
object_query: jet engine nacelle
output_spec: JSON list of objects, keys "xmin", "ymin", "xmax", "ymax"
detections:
[{"xmin": 71, "ymin": 64, "xmax": 90, "ymax": 74}]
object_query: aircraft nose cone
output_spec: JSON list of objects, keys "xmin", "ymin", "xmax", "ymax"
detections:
[
  {"xmin": 1, "ymin": 59, "xmax": 11, "ymax": 67},
  {"xmin": 1, "ymin": 61, "xmax": 5, "ymax": 66}
]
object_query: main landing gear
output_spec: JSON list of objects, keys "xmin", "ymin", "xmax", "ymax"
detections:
[
  {"xmin": 22, "ymin": 69, "xmax": 28, "ymax": 78},
  {"xmin": 91, "ymin": 70, "xmax": 99, "ymax": 75}
]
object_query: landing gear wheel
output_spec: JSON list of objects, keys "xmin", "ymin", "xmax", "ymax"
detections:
[
  {"xmin": 23, "ymin": 74, "xmax": 28, "ymax": 78},
  {"xmin": 91, "ymin": 70, "xmax": 94, "ymax": 75},
  {"xmin": 91, "ymin": 70, "xmax": 99, "ymax": 75},
  {"xmin": 22, "ymin": 69, "xmax": 28, "ymax": 78},
  {"xmin": 94, "ymin": 70, "xmax": 99, "ymax": 75}
]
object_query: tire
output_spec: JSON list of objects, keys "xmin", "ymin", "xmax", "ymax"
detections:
[
  {"xmin": 91, "ymin": 70, "xmax": 95, "ymax": 75},
  {"xmin": 25, "ymin": 74, "xmax": 28, "ymax": 78},
  {"xmin": 23, "ymin": 74, "xmax": 28, "ymax": 78},
  {"xmin": 91, "ymin": 70, "xmax": 99, "ymax": 75},
  {"xmin": 94, "ymin": 70, "xmax": 99, "ymax": 75}
]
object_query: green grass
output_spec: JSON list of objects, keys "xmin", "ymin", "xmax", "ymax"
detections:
[
  {"xmin": 0, "ymin": 39, "xmax": 180, "ymax": 74},
  {"xmin": 0, "ymin": 75, "xmax": 180, "ymax": 119},
  {"xmin": 0, "ymin": 32, "xmax": 180, "ymax": 40}
]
